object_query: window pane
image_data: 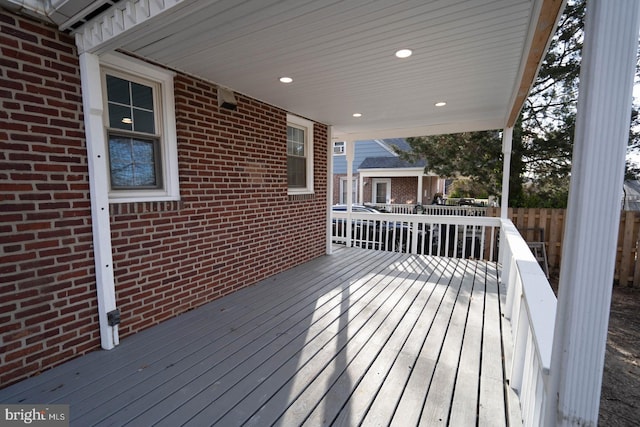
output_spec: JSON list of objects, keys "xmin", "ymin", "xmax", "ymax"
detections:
[
  {"xmin": 287, "ymin": 126, "xmax": 305, "ymax": 156},
  {"xmin": 287, "ymin": 156, "xmax": 306, "ymax": 188},
  {"xmin": 131, "ymin": 82, "xmax": 153, "ymax": 110},
  {"xmin": 108, "ymin": 103, "xmax": 133, "ymax": 130},
  {"xmin": 135, "ymin": 162, "xmax": 157, "ymax": 186},
  {"xmin": 109, "ymin": 137, "xmax": 134, "ymax": 187},
  {"xmin": 106, "ymin": 75, "xmax": 130, "ymax": 105},
  {"xmin": 133, "ymin": 108, "xmax": 155, "ymax": 134},
  {"xmin": 109, "ymin": 135, "xmax": 158, "ymax": 188},
  {"xmin": 106, "ymin": 74, "xmax": 156, "ymax": 135}
]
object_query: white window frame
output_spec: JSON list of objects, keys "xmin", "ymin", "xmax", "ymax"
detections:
[
  {"xmin": 340, "ymin": 177, "xmax": 358, "ymax": 204},
  {"xmin": 372, "ymin": 178, "xmax": 391, "ymax": 204},
  {"xmin": 287, "ymin": 114, "xmax": 314, "ymax": 195},
  {"xmin": 100, "ymin": 53, "xmax": 179, "ymax": 202}
]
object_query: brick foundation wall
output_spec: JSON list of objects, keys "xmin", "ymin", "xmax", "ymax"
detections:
[{"xmin": 0, "ymin": 10, "xmax": 327, "ymax": 388}]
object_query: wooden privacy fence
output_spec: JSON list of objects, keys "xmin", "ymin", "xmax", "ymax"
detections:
[{"xmin": 487, "ymin": 207, "xmax": 640, "ymax": 287}]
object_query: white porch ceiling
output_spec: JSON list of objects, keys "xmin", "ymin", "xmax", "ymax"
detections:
[{"xmin": 69, "ymin": 0, "xmax": 564, "ymax": 140}]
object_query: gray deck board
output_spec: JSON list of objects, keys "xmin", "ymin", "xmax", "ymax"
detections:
[
  {"xmin": 479, "ymin": 263, "xmax": 508, "ymax": 426},
  {"xmin": 419, "ymin": 260, "xmax": 477, "ymax": 426},
  {"xmin": 0, "ymin": 248, "xmax": 516, "ymax": 426},
  {"xmin": 448, "ymin": 262, "xmax": 486, "ymax": 426}
]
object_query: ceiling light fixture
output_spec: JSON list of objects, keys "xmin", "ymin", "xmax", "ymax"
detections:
[
  {"xmin": 435, "ymin": 101, "xmax": 447, "ymax": 107},
  {"xmin": 279, "ymin": 77, "xmax": 293, "ymax": 83},
  {"xmin": 352, "ymin": 113, "xmax": 362, "ymax": 118},
  {"xmin": 395, "ymin": 49, "xmax": 412, "ymax": 59}
]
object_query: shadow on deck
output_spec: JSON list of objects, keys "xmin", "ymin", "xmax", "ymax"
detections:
[{"xmin": 0, "ymin": 247, "xmax": 517, "ymax": 426}]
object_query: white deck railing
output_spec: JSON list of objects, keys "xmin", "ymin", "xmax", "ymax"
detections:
[
  {"xmin": 365, "ymin": 203, "xmax": 489, "ymax": 216},
  {"xmin": 332, "ymin": 211, "xmax": 500, "ymax": 261},
  {"xmin": 500, "ymin": 219, "xmax": 557, "ymax": 427},
  {"xmin": 330, "ymin": 211, "xmax": 557, "ymax": 426}
]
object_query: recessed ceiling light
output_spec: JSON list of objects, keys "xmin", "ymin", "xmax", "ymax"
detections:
[
  {"xmin": 395, "ymin": 49, "xmax": 412, "ymax": 59},
  {"xmin": 435, "ymin": 101, "xmax": 447, "ymax": 107},
  {"xmin": 352, "ymin": 113, "xmax": 362, "ymax": 118},
  {"xmin": 279, "ymin": 77, "xmax": 293, "ymax": 83}
]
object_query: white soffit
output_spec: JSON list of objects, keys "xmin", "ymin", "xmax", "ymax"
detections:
[{"xmin": 71, "ymin": 0, "xmax": 562, "ymax": 140}]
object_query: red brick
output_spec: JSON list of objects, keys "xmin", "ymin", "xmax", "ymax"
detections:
[{"xmin": 1, "ymin": 12, "xmax": 327, "ymax": 388}]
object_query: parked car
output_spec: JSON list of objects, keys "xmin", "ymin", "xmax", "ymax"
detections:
[
  {"xmin": 332, "ymin": 205, "xmax": 438, "ymax": 254},
  {"xmin": 331, "ymin": 204, "xmax": 389, "ymax": 250}
]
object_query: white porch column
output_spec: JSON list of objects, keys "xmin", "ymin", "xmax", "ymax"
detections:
[
  {"xmin": 78, "ymin": 52, "xmax": 119, "ymax": 349},
  {"xmin": 500, "ymin": 127, "xmax": 513, "ymax": 218},
  {"xmin": 417, "ymin": 175, "xmax": 423, "ymax": 205},
  {"xmin": 547, "ymin": 2, "xmax": 640, "ymax": 426},
  {"xmin": 327, "ymin": 127, "xmax": 334, "ymax": 255},
  {"xmin": 345, "ymin": 139, "xmax": 355, "ymax": 246}
]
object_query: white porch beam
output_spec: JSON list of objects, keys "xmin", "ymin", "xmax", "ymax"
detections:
[
  {"xmin": 500, "ymin": 127, "xmax": 513, "ymax": 218},
  {"xmin": 79, "ymin": 52, "xmax": 118, "ymax": 349},
  {"xmin": 547, "ymin": 1, "xmax": 640, "ymax": 425}
]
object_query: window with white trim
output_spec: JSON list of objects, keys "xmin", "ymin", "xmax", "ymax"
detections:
[
  {"xmin": 340, "ymin": 177, "xmax": 358, "ymax": 204},
  {"xmin": 100, "ymin": 53, "xmax": 179, "ymax": 202},
  {"xmin": 287, "ymin": 114, "xmax": 314, "ymax": 194}
]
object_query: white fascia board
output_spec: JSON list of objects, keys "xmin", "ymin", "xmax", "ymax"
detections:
[
  {"xmin": 358, "ymin": 168, "xmax": 430, "ymax": 178},
  {"xmin": 74, "ymin": 0, "xmax": 188, "ymax": 54},
  {"xmin": 372, "ymin": 140, "xmax": 398, "ymax": 156}
]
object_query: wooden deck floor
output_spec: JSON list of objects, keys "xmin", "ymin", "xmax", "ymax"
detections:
[{"xmin": 0, "ymin": 248, "xmax": 517, "ymax": 426}]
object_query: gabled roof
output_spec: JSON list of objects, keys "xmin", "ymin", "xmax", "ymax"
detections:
[
  {"xmin": 5, "ymin": 0, "xmax": 564, "ymax": 142},
  {"xmin": 334, "ymin": 139, "xmax": 402, "ymax": 174}
]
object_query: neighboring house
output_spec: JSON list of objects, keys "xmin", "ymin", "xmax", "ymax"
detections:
[
  {"xmin": 332, "ymin": 139, "xmax": 445, "ymax": 206},
  {"xmin": 623, "ymin": 180, "xmax": 640, "ymax": 210}
]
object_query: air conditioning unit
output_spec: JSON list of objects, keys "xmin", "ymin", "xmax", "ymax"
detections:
[{"xmin": 333, "ymin": 141, "xmax": 345, "ymax": 155}]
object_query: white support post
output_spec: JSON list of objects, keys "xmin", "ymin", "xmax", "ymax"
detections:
[
  {"xmin": 345, "ymin": 139, "xmax": 355, "ymax": 247},
  {"xmin": 547, "ymin": 2, "xmax": 640, "ymax": 426},
  {"xmin": 417, "ymin": 175, "xmax": 423, "ymax": 205},
  {"xmin": 500, "ymin": 127, "xmax": 513, "ymax": 219},
  {"xmin": 327, "ymin": 127, "xmax": 334, "ymax": 255},
  {"xmin": 79, "ymin": 52, "xmax": 119, "ymax": 349}
]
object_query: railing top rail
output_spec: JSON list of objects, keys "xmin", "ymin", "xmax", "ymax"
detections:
[
  {"xmin": 501, "ymin": 218, "xmax": 557, "ymax": 372},
  {"xmin": 332, "ymin": 211, "xmax": 501, "ymax": 226}
]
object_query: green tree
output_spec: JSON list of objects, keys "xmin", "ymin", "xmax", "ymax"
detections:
[
  {"xmin": 400, "ymin": 0, "xmax": 640, "ymax": 207},
  {"xmin": 398, "ymin": 0, "xmax": 639, "ymax": 208}
]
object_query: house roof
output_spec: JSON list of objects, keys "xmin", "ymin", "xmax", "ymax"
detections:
[
  {"xmin": 4, "ymin": 0, "xmax": 564, "ymax": 142},
  {"xmin": 359, "ymin": 156, "xmax": 427, "ymax": 170}
]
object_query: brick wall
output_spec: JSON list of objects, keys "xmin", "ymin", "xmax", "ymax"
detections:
[
  {"xmin": 0, "ymin": 11, "xmax": 99, "ymax": 387},
  {"xmin": 109, "ymin": 73, "xmax": 327, "ymax": 336},
  {"xmin": 390, "ymin": 177, "xmax": 418, "ymax": 204},
  {"xmin": 0, "ymin": 10, "xmax": 327, "ymax": 387}
]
